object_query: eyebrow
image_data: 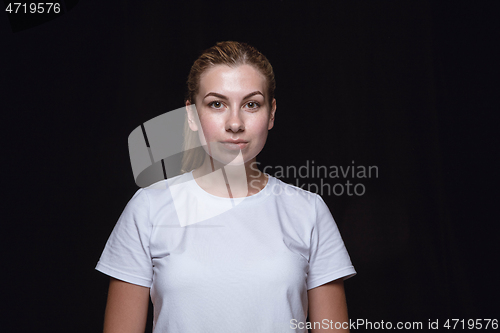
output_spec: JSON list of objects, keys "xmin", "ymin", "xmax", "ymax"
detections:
[{"xmin": 203, "ymin": 91, "xmax": 264, "ymax": 100}]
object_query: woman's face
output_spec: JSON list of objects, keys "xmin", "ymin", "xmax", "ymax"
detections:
[{"xmin": 187, "ymin": 64, "xmax": 276, "ymax": 165}]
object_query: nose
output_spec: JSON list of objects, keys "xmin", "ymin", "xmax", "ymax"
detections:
[{"xmin": 225, "ymin": 108, "xmax": 245, "ymax": 133}]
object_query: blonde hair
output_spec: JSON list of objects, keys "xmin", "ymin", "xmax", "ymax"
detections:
[{"xmin": 180, "ymin": 41, "xmax": 276, "ymax": 174}]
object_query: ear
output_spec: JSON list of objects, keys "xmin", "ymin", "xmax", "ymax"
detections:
[
  {"xmin": 268, "ymin": 98, "xmax": 276, "ymax": 130},
  {"xmin": 185, "ymin": 101, "xmax": 199, "ymax": 132}
]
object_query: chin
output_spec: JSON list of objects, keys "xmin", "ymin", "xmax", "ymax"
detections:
[{"xmin": 209, "ymin": 151, "xmax": 247, "ymax": 166}]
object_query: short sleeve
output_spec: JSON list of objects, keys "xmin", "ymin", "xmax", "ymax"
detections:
[
  {"xmin": 307, "ymin": 195, "xmax": 356, "ymax": 290},
  {"xmin": 95, "ymin": 189, "xmax": 153, "ymax": 287}
]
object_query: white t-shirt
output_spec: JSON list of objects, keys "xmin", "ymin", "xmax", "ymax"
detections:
[{"xmin": 96, "ymin": 171, "xmax": 356, "ymax": 333}]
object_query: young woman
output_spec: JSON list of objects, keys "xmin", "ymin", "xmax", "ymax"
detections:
[{"xmin": 96, "ymin": 41, "xmax": 356, "ymax": 332}]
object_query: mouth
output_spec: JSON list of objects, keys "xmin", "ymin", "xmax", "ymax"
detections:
[{"xmin": 220, "ymin": 140, "xmax": 248, "ymax": 150}]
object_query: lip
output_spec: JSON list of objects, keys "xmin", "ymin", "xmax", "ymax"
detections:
[{"xmin": 220, "ymin": 140, "xmax": 248, "ymax": 150}]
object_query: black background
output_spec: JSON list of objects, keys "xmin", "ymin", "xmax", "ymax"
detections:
[{"xmin": 2, "ymin": 0, "xmax": 499, "ymax": 332}]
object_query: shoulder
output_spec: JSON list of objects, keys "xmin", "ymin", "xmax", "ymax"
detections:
[
  {"xmin": 267, "ymin": 175, "xmax": 322, "ymax": 209},
  {"xmin": 139, "ymin": 172, "xmax": 189, "ymax": 202}
]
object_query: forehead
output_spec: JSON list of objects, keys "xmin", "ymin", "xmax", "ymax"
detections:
[{"xmin": 198, "ymin": 64, "xmax": 267, "ymax": 97}]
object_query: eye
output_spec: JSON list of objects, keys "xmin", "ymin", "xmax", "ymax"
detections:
[
  {"xmin": 209, "ymin": 101, "xmax": 224, "ymax": 109},
  {"xmin": 245, "ymin": 101, "xmax": 260, "ymax": 110}
]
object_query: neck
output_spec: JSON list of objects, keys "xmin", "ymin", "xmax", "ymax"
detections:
[{"xmin": 192, "ymin": 153, "xmax": 268, "ymax": 198}]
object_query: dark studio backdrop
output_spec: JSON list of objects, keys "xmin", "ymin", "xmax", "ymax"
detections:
[{"xmin": 2, "ymin": 0, "xmax": 499, "ymax": 331}]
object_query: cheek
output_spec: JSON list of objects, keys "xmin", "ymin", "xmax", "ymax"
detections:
[
  {"xmin": 198, "ymin": 114, "xmax": 221, "ymax": 142},
  {"xmin": 252, "ymin": 119, "xmax": 270, "ymax": 142}
]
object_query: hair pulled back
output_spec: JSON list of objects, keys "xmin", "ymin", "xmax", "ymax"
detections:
[{"xmin": 185, "ymin": 41, "xmax": 275, "ymax": 106}]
